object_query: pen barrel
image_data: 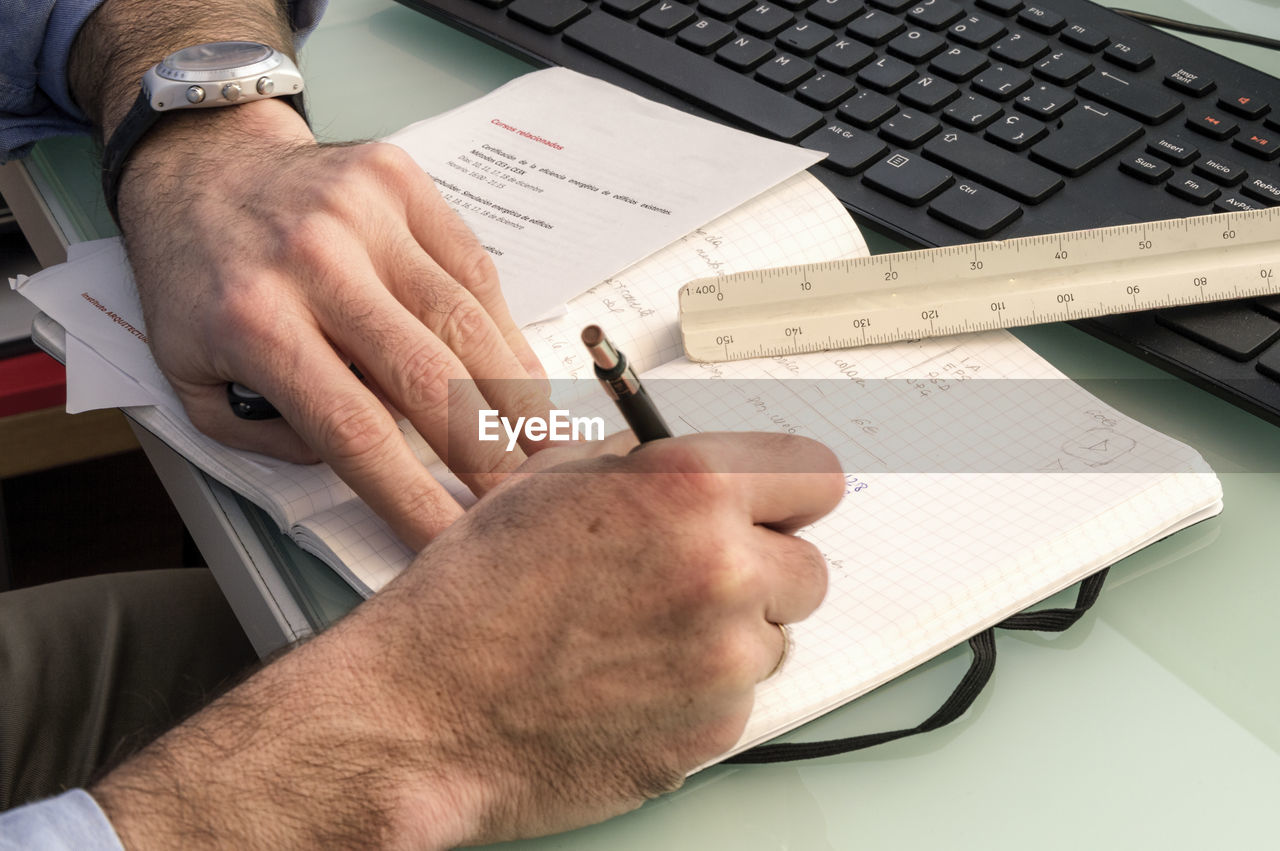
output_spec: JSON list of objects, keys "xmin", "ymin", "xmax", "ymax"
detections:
[{"xmin": 614, "ymin": 386, "xmax": 672, "ymax": 443}]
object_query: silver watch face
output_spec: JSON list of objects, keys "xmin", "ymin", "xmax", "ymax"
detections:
[{"xmin": 157, "ymin": 41, "xmax": 279, "ymax": 82}]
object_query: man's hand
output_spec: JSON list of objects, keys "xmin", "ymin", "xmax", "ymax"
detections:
[
  {"xmin": 119, "ymin": 100, "xmax": 551, "ymax": 548},
  {"xmin": 91, "ymin": 432, "xmax": 844, "ymax": 849},
  {"xmin": 70, "ymin": 1, "xmax": 552, "ymax": 549}
]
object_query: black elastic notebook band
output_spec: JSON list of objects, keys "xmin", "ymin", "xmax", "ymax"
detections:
[{"xmin": 728, "ymin": 568, "xmax": 1110, "ymax": 764}]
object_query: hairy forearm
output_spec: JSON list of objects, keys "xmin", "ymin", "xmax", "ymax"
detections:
[
  {"xmin": 69, "ymin": 0, "xmax": 294, "ymax": 141},
  {"xmin": 91, "ymin": 614, "xmax": 470, "ymax": 850}
]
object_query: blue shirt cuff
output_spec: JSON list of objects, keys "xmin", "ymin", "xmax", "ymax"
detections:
[{"xmin": 0, "ymin": 789, "xmax": 126, "ymax": 851}]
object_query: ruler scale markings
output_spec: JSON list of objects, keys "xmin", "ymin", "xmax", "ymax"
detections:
[{"xmin": 681, "ymin": 208, "xmax": 1280, "ymax": 363}]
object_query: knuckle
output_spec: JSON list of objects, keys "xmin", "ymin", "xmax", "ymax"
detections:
[
  {"xmin": 359, "ymin": 140, "xmax": 416, "ymax": 178},
  {"xmin": 794, "ymin": 538, "xmax": 830, "ymax": 606},
  {"xmin": 390, "ymin": 340, "xmax": 457, "ymax": 415},
  {"xmin": 437, "ymin": 297, "xmax": 490, "ymax": 353},
  {"xmin": 453, "ymin": 242, "xmax": 500, "ymax": 292},
  {"xmin": 694, "ymin": 552, "xmax": 757, "ymax": 609},
  {"xmin": 312, "ymin": 396, "xmax": 397, "ymax": 466},
  {"xmin": 637, "ymin": 443, "xmax": 732, "ymax": 504}
]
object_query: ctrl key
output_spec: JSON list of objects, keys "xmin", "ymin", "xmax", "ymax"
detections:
[{"xmin": 928, "ymin": 182, "xmax": 1023, "ymax": 236}]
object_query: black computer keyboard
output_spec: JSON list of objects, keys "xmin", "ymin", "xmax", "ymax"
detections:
[{"xmin": 394, "ymin": 0, "xmax": 1280, "ymax": 422}]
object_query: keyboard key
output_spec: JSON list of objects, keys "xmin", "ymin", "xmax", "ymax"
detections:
[
  {"xmin": 564, "ymin": 14, "xmax": 824, "ymax": 140},
  {"xmin": 1118, "ymin": 153, "xmax": 1172, "ymax": 183},
  {"xmin": 1257, "ymin": 342, "xmax": 1280, "ymax": 381},
  {"xmin": 1146, "ymin": 135, "xmax": 1199, "ymax": 165},
  {"xmin": 857, "ymin": 55, "xmax": 918, "ymax": 91},
  {"xmin": 1166, "ymin": 173, "xmax": 1220, "ymax": 205},
  {"xmin": 1029, "ymin": 105, "xmax": 1142, "ymax": 175},
  {"xmin": 972, "ymin": 64, "xmax": 1031, "ymax": 101},
  {"xmin": 985, "ymin": 112, "xmax": 1048, "ymax": 150},
  {"xmin": 603, "ymin": 0, "xmax": 658, "ymax": 16},
  {"xmin": 816, "ymin": 37, "xmax": 875, "ymax": 73},
  {"xmin": 796, "ymin": 71, "xmax": 858, "ymax": 107},
  {"xmin": 838, "ymin": 89, "xmax": 899, "ymax": 127},
  {"xmin": 976, "ymin": 0, "xmax": 1023, "ymax": 14},
  {"xmin": 1242, "ymin": 175, "xmax": 1280, "ymax": 204},
  {"xmin": 906, "ymin": 0, "xmax": 964, "ymax": 30},
  {"xmin": 923, "ymin": 129, "xmax": 1063, "ymax": 202},
  {"xmin": 507, "ymin": 0, "xmax": 589, "ymax": 32},
  {"xmin": 1155, "ymin": 304, "xmax": 1280, "ymax": 361},
  {"xmin": 1076, "ymin": 70, "xmax": 1183, "ymax": 124},
  {"xmin": 887, "ymin": 28, "xmax": 947, "ymax": 62},
  {"xmin": 1014, "ymin": 82, "xmax": 1075, "ymax": 119},
  {"xmin": 757, "ymin": 53, "xmax": 814, "ymax": 89},
  {"xmin": 989, "ymin": 32, "xmax": 1050, "ymax": 66},
  {"xmin": 699, "ymin": 0, "xmax": 753, "ymax": 17},
  {"xmin": 929, "ymin": 46, "xmax": 989, "ymax": 81},
  {"xmin": 677, "ymin": 17, "xmax": 735, "ymax": 51},
  {"xmin": 803, "ymin": 122, "xmax": 890, "ymax": 173},
  {"xmin": 942, "ymin": 92, "xmax": 1004, "ymax": 129},
  {"xmin": 899, "ymin": 74, "xmax": 960, "ymax": 110},
  {"xmin": 807, "ymin": 0, "xmax": 865, "ymax": 28},
  {"xmin": 1192, "ymin": 155, "xmax": 1247, "ymax": 185},
  {"xmin": 778, "ymin": 22, "xmax": 836, "ymax": 57},
  {"xmin": 1059, "ymin": 23, "xmax": 1108, "ymax": 52},
  {"xmin": 1164, "ymin": 68, "xmax": 1215, "ymax": 96},
  {"xmin": 928, "ymin": 181, "xmax": 1023, "ymax": 235},
  {"xmin": 862, "ymin": 151, "xmax": 954, "ymax": 205},
  {"xmin": 716, "ymin": 35, "xmax": 775, "ymax": 70},
  {"xmin": 880, "ymin": 110, "xmax": 941, "ymax": 146},
  {"xmin": 948, "ymin": 14, "xmax": 1006, "ymax": 48},
  {"xmin": 847, "ymin": 9, "xmax": 905, "ymax": 44},
  {"xmin": 1214, "ymin": 195, "xmax": 1266, "ymax": 213},
  {"xmin": 739, "ymin": 4, "xmax": 795, "ymax": 36},
  {"xmin": 1218, "ymin": 93, "xmax": 1269, "ymax": 120},
  {"xmin": 1233, "ymin": 131, "xmax": 1280, "ymax": 161},
  {"xmin": 1186, "ymin": 110, "xmax": 1238, "ymax": 140},
  {"xmin": 1104, "ymin": 41, "xmax": 1153, "ymax": 71},
  {"xmin": 868, "ymin": 0, "xmax": 913, "ymax": 11},
  {"xmin": 1032, "ymin": 49, "xmax": 1092, "ymax": 85},
  {"xmin": 1256, "ymin": 297, "xmax": 1280, "ymax": 321},
  {"xmin": 1016, "ymin": 5, "xmax": 1065, "ymax": 33},
  {"xmin": 639, "ymin": 1, "xmax": 697, "ymax": 34}
]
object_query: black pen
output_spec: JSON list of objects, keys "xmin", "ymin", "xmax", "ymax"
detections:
[{"xmin": 581, "ymin": 325, "xmax": 672, "ymax": 443}]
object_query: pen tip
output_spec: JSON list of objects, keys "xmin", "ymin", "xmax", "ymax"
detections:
[{"xmin": 581, "ymin": 324, "xmax": 604, "ymax": 347}]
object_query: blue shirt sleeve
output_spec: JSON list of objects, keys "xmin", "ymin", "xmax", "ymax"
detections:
[
  {"xmin": 0, "ymin": 0, "xmax": 329, "ymax": 162},
  {"xmin": 0, "ymin": 789, "xmax": 125, "ymax": 850}
]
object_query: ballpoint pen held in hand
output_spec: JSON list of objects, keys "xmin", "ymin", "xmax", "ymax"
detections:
[{"xmin": 581, "ymin": 324, "xmax": 672, "ymax": 443}]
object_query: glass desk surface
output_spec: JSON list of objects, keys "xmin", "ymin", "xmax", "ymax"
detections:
[{"xmin": 22, "ymin": 0, "xmax": 1280, "ymax": 847}]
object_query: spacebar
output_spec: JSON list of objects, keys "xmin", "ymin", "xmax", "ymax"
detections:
[{"xmin": 563, "ymin": 13, "xmax": 823, "ymax": 142}]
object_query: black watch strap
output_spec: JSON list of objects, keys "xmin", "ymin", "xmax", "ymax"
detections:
[{"xmin": 100, "ymin": 89, "xmax": 307, "ymax": 227}]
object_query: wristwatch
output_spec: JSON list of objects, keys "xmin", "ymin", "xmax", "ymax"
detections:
[{"xmin": 101, "ymin": 41, "xmax": 307, "ymax": 224}]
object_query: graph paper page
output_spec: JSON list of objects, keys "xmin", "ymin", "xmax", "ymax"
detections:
[{"xmin": 636, "ymin": 334, "xmax": 1222, "ymax": 754}]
